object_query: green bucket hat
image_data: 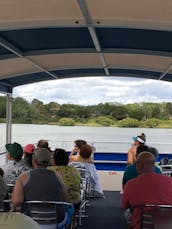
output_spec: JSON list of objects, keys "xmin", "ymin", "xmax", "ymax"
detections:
[{"xmin": 5, "ymin": 142, "xmax": 23, "ymax": 159}]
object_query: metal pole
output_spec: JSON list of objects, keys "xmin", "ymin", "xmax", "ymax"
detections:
[{"xmin": 6, "ymin": 93, "xmax": 12, "ymax": 144}]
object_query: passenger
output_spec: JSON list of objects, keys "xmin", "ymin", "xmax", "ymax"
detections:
[
  {"xmin": 121, "ymin": 152, "xmax": 172, "ymax": 229},
  {"xmin": 48, "ymin": 148, "xmax": 81, "ymax": 206},
  {"xmin": 69, "ymin": 139, "xmax": 87, "ymax": 162},
  {"xmin": 37, "ymin": 139, "xmax": 51, "ymax": 152},
  {"xmin": 122, "ymin": 145, "xmax": 161, "ymax": 187},
  {"xmin": 0, "ymin": 212, "xmax": 40, "ymax": 229},
  {"xmin": 127, "ymin": 133, "xmax": 146, "ymax": 165},
  {"xmin": 22, "ymin": 144, "xmax": 35, "ymax": 168},
  {"xmin": 2, "ymin": 142, "xmax": 30, "ymax": 185},
  {"xmin": 148, "ymin": 146, "xmax": 159, "ymax": 160},
  {"xmin": 0, "ymin": 168, "xmax": 7, "ymax": 201},
  {"xmin": 69, "ymin": 144, "xmax": 104, "ymax": 198},
  {"xmin": 11, "ymin": 148, "xmax": 68, "ymax": 211},
  {"xmin": 48, "ymin": 148, "xmax": 81, "ymax": 226},
  {"xmin": 69, "ymin": 139, "xmax": 93, "ymax": 163}
]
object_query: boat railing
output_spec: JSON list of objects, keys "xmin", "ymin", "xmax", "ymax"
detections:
[
  {"xmin": 45, "ymin": 139, "xmax": 172, "ymax": 153},
  {"xmin": 0, "ymin": 140, "xmax": 172, "ymax": 170}
]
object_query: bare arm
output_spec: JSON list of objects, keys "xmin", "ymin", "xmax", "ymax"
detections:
[
  {"xmin": 69, "ymin": 148, "xmax": 78, "ymax": 162},
  {"xmin": 127, "ymin": 146, "xmax": 136, "ymax": 165},
  {"xmin": 11, "ymin": 172, "xmax": 28, "ymax": 211}
]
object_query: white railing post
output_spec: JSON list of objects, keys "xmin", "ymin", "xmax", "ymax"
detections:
[{"xmin": 6, "ymin": 93, "xmax": 12, "ymax": 144}]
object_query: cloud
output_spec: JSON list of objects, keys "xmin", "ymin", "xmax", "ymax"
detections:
[{"xmin": 13, "ymin": 77, "xmax": 172, "ymax": 105}]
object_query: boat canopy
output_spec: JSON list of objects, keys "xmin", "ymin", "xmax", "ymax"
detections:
[{"xmin": 0, "ymin": 0, "xmax": 172, "ymax": 94}]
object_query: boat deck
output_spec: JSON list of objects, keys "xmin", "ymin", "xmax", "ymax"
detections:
[{"xmin": 76, "ymin": 191, "xmax": 127, "ymax": 229}]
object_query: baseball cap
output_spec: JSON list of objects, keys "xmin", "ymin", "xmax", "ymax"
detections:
[
  {"xmin": 24, "ymin": 144, "xmax": 35, "ymax": 154},
  {"xmin": 34, "ymin": 148, "xmax": 51, "ymax": 166}
]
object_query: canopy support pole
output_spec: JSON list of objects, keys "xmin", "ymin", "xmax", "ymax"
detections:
[{"xmin": 6, "ymin": 93, "xmax": 12, "ymax": 144}]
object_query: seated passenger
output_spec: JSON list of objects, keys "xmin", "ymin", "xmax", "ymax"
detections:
[
  {"xmin": 2, "ymin": 142, "xmax": 30, "ymax": 185},
  {"xmin": 48, "ymin": 148, "xmax": 81, "ymax": 207},
  {"xmin": 0, "ymin": 168, "xmax": 7, "ymax": 201},
  {"xmin": 122, "ymin": 145, "xmax": 162, "ymax": 188},
  {"xmin": 148, "ymin": 146, "xmax": 159, "ymax": 160},
  {"xmin": 11, "ymin": 148, "xmax": 68, "ymax": 211},
  {"xmin": 22, "ymin": 144, "xmax": 35, "ymax": 168},
  {"xmin": 37, "ymin": 139, "xmax": 52, "ymax": 152},
  {"xmin": 127, "ymin": 133, "xmax": 146, "ymax": 165},
  {"xmin": 48, "ymin": 148, "xmax": 81, "ymax": 226},
  {"xmin": 69, "ymin": 144, "xmax": 104, "ymax": 198},
  {"xmin": 12, "ymin": 148, "xmax": 71, "ymax": 229},
  {"xmin": 121, "ymin": 152, "xmax": 172, "ymax": 229},
  {"xmin": 69, "ymin": 139, "xmax": 93, "ymax": 163}
]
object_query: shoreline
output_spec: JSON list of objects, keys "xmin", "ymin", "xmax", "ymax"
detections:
[{"xmin": 1, "ymin": 122, "xmax": 172, "ymax": 129}]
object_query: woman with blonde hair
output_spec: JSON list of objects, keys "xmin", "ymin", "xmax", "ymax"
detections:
[{"xmin": 69, "ymin": 144, "xmax": 104, "ymax": 198}]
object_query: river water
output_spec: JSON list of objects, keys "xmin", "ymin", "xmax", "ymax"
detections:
[{"xmin": 0, "ymin": 123, "xmax": 172, "ymax": 154}]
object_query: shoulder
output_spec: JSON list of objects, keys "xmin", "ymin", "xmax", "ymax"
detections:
[
  {"xmin": 17, "ymin": 171, "xmax": 30, "ymax": 183},
  {"xmin": 125, "ymin": 164, "xmax": 136, "ymax": 172},
  {"xmin": 154, "ymin": 165, "xmax": 162, "ymax": 174},
  {"xmin": 48, "ymin": 165, "xmax": 58, "ymax": 172},
  {"xmin": 2, "ymin": 161, "xmax": 14, "ymax": 170},
  {"xmin": 128, "ymin": 146, "xmax": 136, "ymax": 153},
  {"xmin": 125, "ymin": 175, "xmax": 138, "ymax": 185},
  {"xmin": 69, "ymin": 161, "xmax": 84, "ymax": 168},
  {"xmin": 123, "ymin": 177, "xmax": 138, "ymax": 193},
  {"xmin": 17, "ymin": 160, "xmax": 30, "ymax": 170}
]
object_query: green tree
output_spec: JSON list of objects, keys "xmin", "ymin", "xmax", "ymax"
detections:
[
  {"xmin": 91, "ymin": 116, "xmax": 115, "ymax": 126},
  {"xmin": 163, "ymin": 102, "xmax": 172, "ymax": 119},
  {"xmin": 126, "ymin": 103, "xmax": 144, "ymax": 121},
  {"xmin": 117, "ymin": 118, "xmax": 140, "ymax": 127},
  {"xmin": 140, "ymin": 118, "xmax": 160, "ymax": 128},
  {"xmin": 12, "ymin": 97, "xmax": 31, "ymax": 123},
  {"xmin": 141, "ymin": 103, "xmax": 161, "ymax": 119},
  {"xmin": 30, "ymin": 99, "xmax": 48, "ymax": 122},
  {"xmin": 0, "ymin": 95, "xmax": 6, "ymax": 119},
  {"xmin": 58, "ymin": 117, "xmax": 76, "ymax": 126},
  {"xmin": 44, "ymin": 102, "xmax": 60, "ymax": 121},
  {"xmin": 112, "ymin": 104, "xmax": 128, "ymax": 120}
]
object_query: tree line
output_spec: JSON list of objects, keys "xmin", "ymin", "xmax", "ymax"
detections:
[{"xmin": 1, "ymin": 96, "xmax": 172, "ymax": 127}]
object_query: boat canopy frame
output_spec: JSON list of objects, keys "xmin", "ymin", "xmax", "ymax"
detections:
[{"xmin": 0, "ymin": 0, "xmax": 172, "ymax": 143}]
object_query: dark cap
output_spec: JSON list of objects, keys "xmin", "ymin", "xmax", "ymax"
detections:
[
  {"xmin": 34, "ymin": 148, "xmax": 51, "ymax": 166},
  {"xmin": 5, "ymin": 142, "xmax": 23, "ymax": 159}
]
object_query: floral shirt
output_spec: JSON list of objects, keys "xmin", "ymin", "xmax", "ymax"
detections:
[
  {"xmin": 48, "ymin": 166, "xmax": 81, "ymax": 204},
  {"xmin": 2, "ymin": 160, "xmax": 31, "ymax": 185}
]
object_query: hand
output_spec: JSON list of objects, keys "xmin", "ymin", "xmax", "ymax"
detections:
[{"xmin": 70, "ymin": 147, "xmax": 78, "ymax": 155}]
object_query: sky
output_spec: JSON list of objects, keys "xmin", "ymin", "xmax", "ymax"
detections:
[{"xmin": 12, "ymin": 77, "xmax": 172, "ymax": 105}]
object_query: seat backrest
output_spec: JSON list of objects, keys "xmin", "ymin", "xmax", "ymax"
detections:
[
  {"xmin": 76, "ymin": 168, "xmax": 92, "ymax": 196},
  {"xmin": 7, "ymin": 183, "xmax": 15, "ymax": 197},
  {"xmin": 23, "ymin": 201, "xmax": 74, "ymax": 229},
  {"xmin": 160, "ymin": 165, "xmax": 172, "ymax": 176},
  {"xmin": 141, "ymin": 205, "xmax": 172, "ymax": 229},
  {"xmin": 141, "ymin": 206, "xmax": 154, "ymax": 229},
  {"xmin": 0, "ymin": 199, "xmax": 11, "ymax": 212}
]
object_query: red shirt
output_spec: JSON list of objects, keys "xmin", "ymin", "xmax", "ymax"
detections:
[{"xmin": 121, "ymin": 173, "xmax": 172, "ymax": 229}]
